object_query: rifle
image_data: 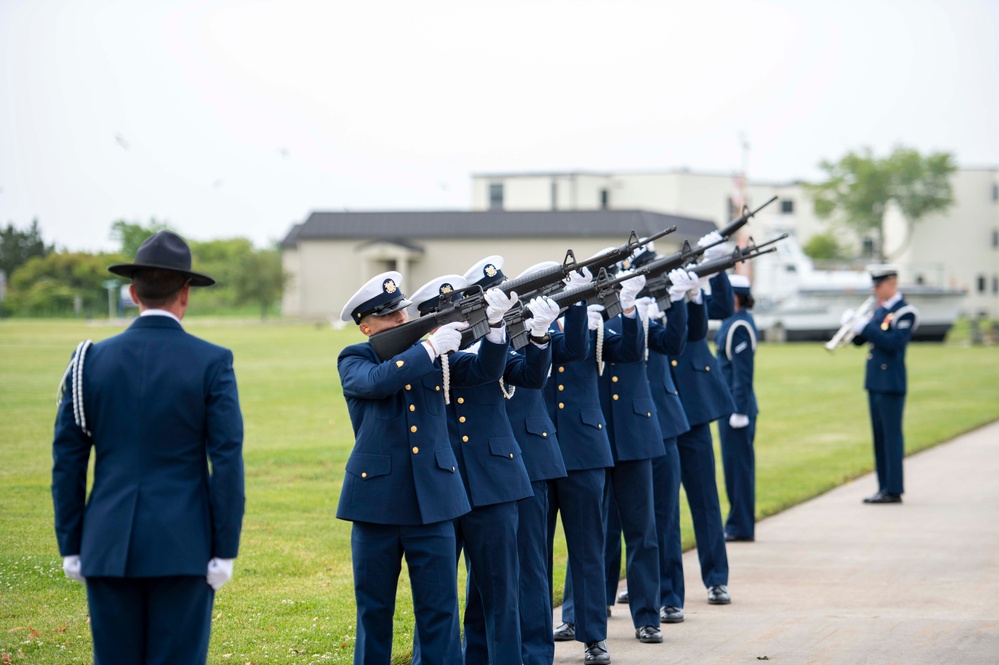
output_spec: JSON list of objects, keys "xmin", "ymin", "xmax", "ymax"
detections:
[
  {"xmin": 507, "ymin": 268, "xmax": 647, "ymax": 350},
  {"xmin": 368, "ymin": 227, "xmax": 676, "ymax": 361}
]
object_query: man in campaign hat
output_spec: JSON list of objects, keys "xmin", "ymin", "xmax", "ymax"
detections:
[
  {"xmin": 53, "ymin": 230, "xmax": 245, "ymax": 664},
  {"xmin": 848, "ymin": 265, "xmax": 919, "ymax": 504},
  {"xmin": 336, "ymin": 269, "xmax": 512, "ymax": 665}
]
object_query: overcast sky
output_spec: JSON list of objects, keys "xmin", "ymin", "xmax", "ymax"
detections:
[{"xmin": 2, "ymin": 0, "xmax": 997, "ymax": 253}]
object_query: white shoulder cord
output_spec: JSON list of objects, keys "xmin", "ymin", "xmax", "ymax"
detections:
[
  {"xmin": 499, "ymin": 378, "xmax": 516, "ymax": 399},
  {"xmin": 441, "ymin": 353, "xmax": 451, "ymax": 405},
  {"xmin": 596, "ymin": 317, "xmax": 605, "ymax": 376},
  {"xmin": 642, "ymin": 315, "xmax": 650, "ymax": 361},
  {"xmin": 56, "ymin": 340, "xmax": 94, "ymax": 436}
]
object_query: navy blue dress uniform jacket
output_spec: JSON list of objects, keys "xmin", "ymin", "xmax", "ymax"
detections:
[
  {"xmin": 545, "ymin": 309, "xmax": 644, "ymax": 471},
  {"xmin": 337, "ymin": 338, "xmax": 507, "ymax": 525},
  {"xmin": 447, "ymin": 341, "xmax": 550, "ymax": 506},
  {"xmin": 52, "ymin": 315, "xmax": 245, "ymax": 576},
  {"xmin": 599, "ymin": 315, "xmax": 663, "ymax": 462},
  {"xmin": 853, "ymin": 298, "xmax": 918, "ymax": 394},
  {"xmin": 714, "ymin": 310, "xmax": 759, "ymax": 418},
  {"xmin": 645, "ymin": 304, "xmax": 690, "ymax": 440},
  {"xmin": 670, "ymin": 290, "xmax": 736, "ymax": 426}
]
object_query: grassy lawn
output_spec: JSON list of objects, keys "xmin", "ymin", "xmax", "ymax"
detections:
[{"xmin": 2, "ymin": 317, "xmax": 997, "ymax": 663}]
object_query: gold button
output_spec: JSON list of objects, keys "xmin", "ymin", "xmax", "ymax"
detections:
[
  {"xmin": 410, "ymin": 426, "xmax": 418, "ymax": 433},
  {"xmin": 612, "ymin": 394, "xmax": 619, "ymax": 400},
  {"xmin": 462, "ymin": 435, "xmax": 469, "ymax": 442},
  {"xmin": 611, "ymin": 376, "xmax": 618, "ymax": 382},
  {"xmin": 459, "ymin": 416, "xmax": 466, "ymax": 423},
  {"xmin": 705, "ymin": 366, "xmax": 710, "ymax": 371},
  {"xmin": 542, "ymin": 432, "xmax": 548, "ymax": 437},
  {"xmin": 558, "ymin": 366, "xmax": 565, "ymax": 373},
  {"xmin": 558, "ymin": 402, "xmax": 565, "ymax": 409},
  {"xmin": 509, "ymin": 453, "xmax": 514, "ymax": 459},
  {"xmin": 598, "ymin": 424, "xmax": 603, "ymax": 429},
  {"xmin": 671, "ymin": 360, "xmax": 678, "ymax": 366},
  {"xmin": 674, "ymin": 391, "xmax": 679, "ymax": 395},
  {"xmin": 881, "ymin": 364, "xmax": 888, "ymax": 370},
  {"xmin": 647, "ymin": 412, "xmax": 652, "ymax": 417},
  {"xmin": 457, "ymin": 397, "xmax": 465, "ymax": 404},
  {"xmin": 361, "ymin": 472, "xmax": 367, "ymax": 478},
  {"xmin": 452, "ymin": 466, "xmax": 456, "ymax": 471},
  {"xmin": 405, "ymin": 384, "xmax": 412, "ymax": 390},
  {"xmin": 867, "ymin": 354, "xmax": 873, "ymax": 360},
  {"xmin": 409, "ymin": 405, "xmax": 416, "ymax": 412},
  {"xmin": 558, "ymin": 385, "xmax": 564, "ymax": 391},
  {"xmin": 412, "ymin": 446, "xmax": 419, "ymax": 454},
  {"xmin": 435, "ymin": 386, "xmax": 441, "ymax": 391}
]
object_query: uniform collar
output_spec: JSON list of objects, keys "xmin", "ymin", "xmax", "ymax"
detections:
[
  {"xmin": 881, "ymin": 292, "xmax": 903, "ymax": 309},
  {"xmin": 140, "ymin": 309, "xmax": 182, "ymax": 324}
]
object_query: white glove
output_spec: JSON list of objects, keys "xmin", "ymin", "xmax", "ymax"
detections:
[
  {"xmin": 426, "ymin": 321, "xmax": 469, "ymax": 357},
  {"xmin": 729, "ymin": 413, "xmax": 750, "ymax": 429},
  {"xmin": 207, "ymin": 557, "xmax": 235, "ymax": 590},
  {"xmin": 587, "ymin": 304, "xmax": 605, "ymax": 331},
  {"xmin": 646, "ymin": 299, "xmax": 663, "ymax": 321},
  {"xmin": 698, "ymin": 230, "xmax": 734, "ymax": 261},
  {"xmin": 484, "ymin": 288, "xmax": 518, "ymax": 325},
  {"xmin": 563, "ymin": 266, "xmax": 593, "ymax": 290},
  {"xmin": 840, "ymin": 308, "xmax": 855, "ymax": 326},
  {"xmin": 686, "ymin": 271, "xmax": 705, "ymax": 303},
  {"xmin": 850, "ymin": 313, "xmax": 871, "ymax": 336},
  {"xmin": 63, "ymin": 555, "xmax": 85, "ymax": 584},
  {"xmin": 634, "ymin": 296, "xmax": 652, "ymax": 320},
  {"xmin": 667, "ymin": 269, "xmax": 698, "ymax": 301},
  {"xmin": 618, "ymin": 272, "xmax": 646, "ymax": 312},
  {"xmin": 528, "ymin": 296, "xmax": 560, "ymax": 337}
]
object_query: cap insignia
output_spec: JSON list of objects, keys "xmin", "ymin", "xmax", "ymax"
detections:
[{"xmin": 484, "ymin": 264, "xmax": 498, "ymax": 278}]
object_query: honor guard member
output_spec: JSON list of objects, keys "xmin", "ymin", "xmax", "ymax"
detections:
[
  {"xmin": 668, "ymin": 231, "xmax": 737, "ymax": 606},
  {"xmin": 610, "ymin": 263, "xmax": 698, "ymax": 625},
  {"xmin": 715, "ymin": 274, "xmax": 760, "ymax": 542},
  {"xmin": 407, "ymin": 263, "xmax": 532, "ymax": 665},
  {"xmin": 52, "ymin": 230, "xmax": 245, "ymax": 665},
  {"xmin": 503, "ymin": 262, "xmax": 580, "ymax": 665},
  {"xmin": 850, "ymin": 265, "xmax": 919, "ymax": 504},
  {"xmin": 550, "ymin": 258, "xmax": 646, "ymax": 665},
  {"xmin": 593, "ymin": 263, "xmax": 664, "ymax": 645},
  {"xmin": 337, "ymin": 271, "xmax": 507, "ymax": 665}
]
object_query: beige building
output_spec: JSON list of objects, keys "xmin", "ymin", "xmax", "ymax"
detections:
[
  {"xmin": 281, "ymin": 210, "xmax": 715, "ymax": 322},
  {"xmin": 472, "ymin": 168, "xmax": 999, "ymax": 318}
]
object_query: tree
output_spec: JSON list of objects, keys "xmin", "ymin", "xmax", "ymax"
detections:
[
  {"xmin": 804, "ymin": 146, "xmax": 957, "ymax": 261},
  {"xmin": 0, "ymin": 219, "xmax": 53, "ymax": 279},
  {"xmin": 6, "ymin": 251, "xmax": 124, "ymax": 316},
  {"xmin": 802, "ymin": 231, "xmax": 849, "ymax": 262},
  {"xmin": 231, "ymin": 247, "xmax": 286, "ymax": 319},
  {"xmin": 110, "ymin": 219, "xmax": 171, "ymax": 259}
]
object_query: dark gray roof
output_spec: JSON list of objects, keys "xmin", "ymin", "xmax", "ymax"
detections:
[{"xmin": 281, "ymin": 210, "xmax": 716, "ymax": 248}]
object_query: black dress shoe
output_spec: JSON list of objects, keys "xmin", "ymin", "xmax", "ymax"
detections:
[
  {"xmin": 635, "ymin": 625, "xmax": 663, "ymax": 643},
  {"xmin": 660, "ymin": 605, "xmax": 684, "ymax": 623},
  {"xmin": 725, "ymin": 533, "xmax": 755, "ymax": 542},
  {"xmin": 866, "ymin": 492, "xmax": 902, "ymax": 504},
  {"xmin": 553, "ymin": 622, "xmax": 575, "ymax": 642},
  {"xmin": 584, "ymin": 640, "xmax": 611, "ymax": 664},
  {"xmin": 707, "ymin": 585, "xmax": 731, "ymax": 605},
  {"xmin": 862, "ymin": 491, "xmax": 885, "ymax": 503},
  {"xmin": 616, "ymin": 587, "xmax": 629, "ymax": 604}
]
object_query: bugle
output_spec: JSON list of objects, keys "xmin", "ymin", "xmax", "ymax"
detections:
[{"xmin": 824, "ymin": 296, "xmax": 875, "ymax": 352}]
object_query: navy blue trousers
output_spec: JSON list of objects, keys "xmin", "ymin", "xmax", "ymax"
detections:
[
  {"xmin": 517, "ymin": 480, "xmax": 555, "ymax": 665},
  {"xmin": 719, "ymin": 416, "xmax": 757, "ymax": 539},
  {"xmin": 869, "ymin": 391, "xmax": 906, "ymax": 495},
  {"xmin": 352, "ymin": 521, "xmax": 462, "ymax": 665},
  {"xmin": 86, "ymin": 575, "xmax": 213, "ymax": 665},
  {"xmin": 677, "ymin": 423, "xmax": 729, "ymax": 588},
  {"xmin": 652, "ymin": 439, "xmax": 685, "ymax": 608},
  {"xmin": 548, "ymin": 468, "xmax": 608, "ymax": 643},
  {"xmin": 458, "ymin": 500, "xmax": 522, "ymax": 665}
]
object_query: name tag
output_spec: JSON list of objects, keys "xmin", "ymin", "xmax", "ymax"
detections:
[{"xmin": 734, "ymin": 341, "xmax": 748, "ymax": 354}]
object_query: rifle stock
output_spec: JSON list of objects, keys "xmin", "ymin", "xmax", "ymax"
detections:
[{"xmin": 369, "ymin": 286, "xmax": 490, "ymax": 361}]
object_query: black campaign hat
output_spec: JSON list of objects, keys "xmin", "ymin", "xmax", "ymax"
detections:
[{"xmin": 108, "ymin": 230, "xmax": 216, "ymax": 286}]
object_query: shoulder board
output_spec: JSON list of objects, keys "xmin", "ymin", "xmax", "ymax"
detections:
[{"xmin": 891, "ymin": 305, "xmax": 920, "ymax": 332}]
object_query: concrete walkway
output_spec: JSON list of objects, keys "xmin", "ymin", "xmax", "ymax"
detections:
[{"xmin": 553, "ymin": 420, "xmax": 999, "ymax": 665}]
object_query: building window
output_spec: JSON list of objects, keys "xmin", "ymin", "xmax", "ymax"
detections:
[
  {"xmin": 551, "ymin": 181, "xmax": 558, "ymax": 210},
  {"xmin": 600, "ymin": 189, "xmax": 609, "ymax": 210},
  {"xmin": 489, "ymin": 183, "xmax": 504, "ymax": 210},
  {"xmin": 993, "ymin": 275, "xmax": 999, "ymax": 294},
  {"xmin": 977, "ymin": 275, "xmax": 987, "ymax": 293},
  {"xmin": 993, "ymin": 229, "xmax": 999, "ymax": 248},
  {"xmin": 862, "ymin": 238, "xmax": 875, "ymax": 258},
  {"xmin": 781, "ymin": 199, "xmax": 794, "ymax": 214},
  {"xmin": 915, "ymin": 274, "xmax": 925, "ymax": 285},
  {"xmin": 992, "ymin": 183, "xmax": 998, "ymax": 202}
]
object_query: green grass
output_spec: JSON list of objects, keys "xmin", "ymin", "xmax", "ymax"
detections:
[{"xmin": 2, "ymin": 318, "xmax": 998, "ymax": 663}]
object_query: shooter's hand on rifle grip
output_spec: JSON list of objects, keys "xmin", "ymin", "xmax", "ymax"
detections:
[
  {"xmin": 528, "ymin": 297, "xmax": 560, "ymax": 337},
  {"xmin": 425, "ymin": 322, "xmax": 468, "ymax": 358},
  {"xmin": 485, "ymin": 288, "xmax": 518, "ymax": 325},
  {"xmin": 618, "ymin": 272, "xmax": 646, "ymax": 313}
]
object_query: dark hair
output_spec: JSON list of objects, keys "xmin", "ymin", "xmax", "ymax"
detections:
[
  {"xmin": 736, "ymin": 293, "xmax": 755, "ymax": 310},
  {"xmin": 131, "ymin": 269, "xmax": 189, "ymax": 308}
]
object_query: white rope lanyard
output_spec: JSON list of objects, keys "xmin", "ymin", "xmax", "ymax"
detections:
[
  {"xmin": 499, "ymin": 377, "xmax": 516, "ymax": 400},
  {"xmin": 441, "ymin": 353, "xmax": 451, "ymax": 405},
  {"xmin": 595, "ymin": 317, "xmax": 605, "ymax": 376},
  {"xmin": 56, "ymin": 340, "xmax": 94, "ymax": 436}
]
